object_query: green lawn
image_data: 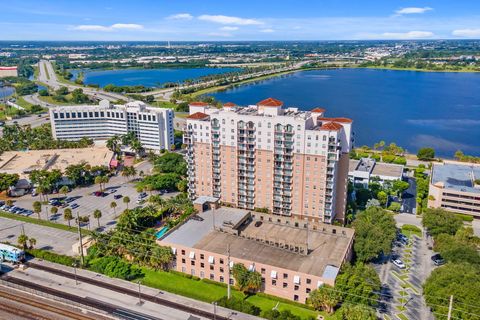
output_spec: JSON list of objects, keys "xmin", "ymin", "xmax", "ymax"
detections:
[
  {"xmin": 140, "ymin": 267, "xmax": 321, "ymax": 319},
  {"xmin": 0, "ymin": 210, "xmax": 89, "ymax": 235}
]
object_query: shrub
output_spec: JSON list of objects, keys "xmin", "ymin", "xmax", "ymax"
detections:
[
  {"xmin": 26, "ymin": 249, "xmax": 76, "ymax": 266},
  {"xmin": 216, "ymin": 296, "xmax": 261, "ymax": 316}
]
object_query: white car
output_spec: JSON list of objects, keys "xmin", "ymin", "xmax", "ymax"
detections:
[{"xmin": 392, "ymin": 259, "xmax": 406, "ymax": 269}]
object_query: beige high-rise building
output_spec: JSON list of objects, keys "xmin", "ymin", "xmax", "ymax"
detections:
[{"xmin": 184, "ymin": 98, "xmax": 353, "ymax": 223}]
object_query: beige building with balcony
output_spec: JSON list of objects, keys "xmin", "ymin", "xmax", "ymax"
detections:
[
  {"xmin": 428, "ymin": 162, "xmax": 480, "ymax": 217},
  {"xmin": 184, "ymin": 98, "xmax": 353, "ymax": 223},
  {"xmin": 158, "ymin": 207, "xmax": 354, "ymax": 303}
]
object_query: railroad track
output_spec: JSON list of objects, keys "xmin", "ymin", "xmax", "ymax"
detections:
[
  {"xmin": 0, "ymin": 286, "xmax": 98, "ymax": 320},
  {"xmin": 16, "ymin": 262, "xmax": 230, "ymax": 320}
]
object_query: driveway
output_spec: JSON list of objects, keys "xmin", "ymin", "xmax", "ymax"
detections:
[{"xmin": 401, "ymin": 177, "xmax": 417, "ymax": 214}]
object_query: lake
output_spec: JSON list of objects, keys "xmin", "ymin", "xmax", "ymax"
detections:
[
  {"xmin": 72, "ymin": 67, "xmax": 241, "ymax": 88},
  {"xmin": 210, "ymin": 69, "xmax": 480, "ymax": 157}
]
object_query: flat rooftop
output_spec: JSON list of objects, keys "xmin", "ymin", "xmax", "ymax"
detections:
[
  {"xmin": 162, "ymin": 207, "xmax": 250, "ymax": 247},
  {"xmin": 162, "ymin": 208, "xmax": 354, "ymax": 278},
  {"xmin": 0, "ymin": 147, "xmax": 113, "ymax": 178},
  {"xmin": 432, "ymin": 163, "xmax": 480, "ymax": 194}
]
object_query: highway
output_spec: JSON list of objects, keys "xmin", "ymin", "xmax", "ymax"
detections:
[{"xmin": 38, "ymin": 60, "xmax": 131, "ymax": 102}]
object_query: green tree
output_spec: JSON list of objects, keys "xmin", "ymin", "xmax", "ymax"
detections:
[
  {"xmin": 337, "ymin": 303, "xmax": 377, "ymax": 320},
  {"xmin": 352, "ymin": 206, "xmax": 396, "ymax": 262},
  {"xmin": 309, "ymin": 285, "xmax": 341, "ymax": 314},
  {"xmin": 17, "ymin": 234, "xmax": 29, "ymax": 249},
  {"xmin": 335, "ymin": 263, "xmax": 381, "ymax": 307},
  {"xmin": 424, "ymin": 263, "xmax": 480, "ymax": 320},
  {"xmin": 0, "ymin": 173, "xmax": 19, "ymax": 192},
  {"xmin": 123, "ymin": 196, "xmax": 131, "ymax": 210},
  {"xmin": 417, "ymin": 147, "xmax": 435, "ymax": 160},
  {"xmin": 28, "ymin": 237, "xmax": 37, "ymax": 249},
  {"xmin": 33, "ymin": 201, "xmax": 42, "ymax": 219},
  {"xmin": 110, "ymin": 201, "xmax": 118, "ymax": 217},
  {"xmin": 64, "ymin": 208, "xmax": 73, "ymax": 227},
  {"xmin": 93, "ymin": 209, "xmax": 102, "ymax": 229},
  {"xmin": 422, "ymin": 208, "xmax": 463, "ymax": 237}
]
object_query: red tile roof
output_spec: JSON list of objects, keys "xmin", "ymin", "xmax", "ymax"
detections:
[
  {"xmin": 187, "ymin": 112, "xmax": 210, "ymax": 120},
  {"xmin": 257, "ymin": 97, "xmax": 283, "ymax": 107},
  {"xmin": 311, "ymin": 108, "xmax": 326, "ymax": 113},
  {"xmin": 223, "ymin": 102, "xmax": 236, "ymax": 107},
  {"xmin": 318, "ymin": 117, "xmax": 352, "ymax": 123},
  {"xmin": 189, "ymin": 102, "xmax": 209, "ymax": 107},
  {"xmin": 320, "ymin": 122, "xmax": 343, "ymax": 131}
]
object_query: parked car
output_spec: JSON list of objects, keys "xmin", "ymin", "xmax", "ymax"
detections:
[
  {"xmin": 431, "ymin": 254, "xmax": 445, "ymax": 266},
  {"xmin": 391, "ymin": 258, "xmax": 406, "ymax": 269}
]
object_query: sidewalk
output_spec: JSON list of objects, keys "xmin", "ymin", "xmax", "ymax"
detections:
[{"xmin": 13, "ymin": 258, "xmax": 260, "ymax": 320}]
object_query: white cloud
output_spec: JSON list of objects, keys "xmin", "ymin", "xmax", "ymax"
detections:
[
  {"xmin": 110, "ymin": 23, "xmax": 143, "ymax": 30},
  {"xmin": 198, "ymin": 15, "xmax": 263, "ymax": 25},
  {"xmin": 381, "ymin": 31, "xmax": 434, "ymax": 39},
  {"xmin": 220, "ymin": 26, "xmax": 239, "ymax": 31},
  {"xmin": 167, "ymin": 13, "xmax": 193, "ymax": 20},
  {"xmin": 260, "ymin": 28, "xmax": 275, "ymax": 33},
  {"xmin": 73, "ymin": 23, "xmax": 143, "ymax": 32},
  {"xmin": 452, "ymin": 29, "xmax": 480, "ymax": 38},
  {"xmin": 395, "ymin": 7, "xmax": 433, "ymax": 15}
]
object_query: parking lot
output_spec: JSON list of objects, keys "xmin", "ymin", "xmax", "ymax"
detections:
[{"xmin": 374, "ymin": 230, "xmax": 435, "ymax": 320}]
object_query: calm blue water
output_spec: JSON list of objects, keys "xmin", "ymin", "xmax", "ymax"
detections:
[
  {"xmin": 210, "ymin": 69, "xmax": 480, "ymax": 157},
  {"xmin": 0, "ymin": 86, "xmax": 14, "ymax": 99},
  {"xmin": 72, "ymin": 67, "xmax": 241, "ymax": 88}
]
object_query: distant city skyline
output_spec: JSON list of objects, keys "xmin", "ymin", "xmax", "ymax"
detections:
[{"xmin": 1, "ymin": 0, "xmax": 480, "ymax": 41}]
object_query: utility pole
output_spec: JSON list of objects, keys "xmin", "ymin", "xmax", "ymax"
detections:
[
  {"xmin": 447, "ymin": 295, "xmax": 453, "ymax": 320},
  {"xmin": 76, "ymin": 212, "xmax": 84, "ymax": 266},
  {"xmin": 227, "ymin": 244, "xmax": 231, "ymax": 300}
]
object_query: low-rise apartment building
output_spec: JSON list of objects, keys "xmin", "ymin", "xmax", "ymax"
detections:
[
  {"xmin": 184, "ymin": 98, "xmax": 353, "ymax": 223},
  {"xmin": 49, "ymin": 100, "xmax": 174, "ymax": 151},
  {"xmin": 428, "ymin": 162, "xmax": 480, "ymax": 217},
  {"xmin": 348, "ymin": 158, "xmax": 404, "ymax": 187},
  {"xmin": 158, "ymin": 206, "xmax": 354, "ymax": 303}
]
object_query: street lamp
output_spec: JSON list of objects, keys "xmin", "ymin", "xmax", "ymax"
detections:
[
  {"xmin": 137, "ymin": 280, "xmax": 143, "ymax": 306},
  {"xmin": 212, "ymin": 301, "xmax": 217, "ymax": 320},
  {"xmin": 72, "ymin": 261, "xmax": 78, "ymax": 285}
]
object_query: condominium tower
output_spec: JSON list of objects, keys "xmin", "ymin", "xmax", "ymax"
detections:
[
  {"xmin": 184, "ymin": 98, "xmax": 353, "ymax": 223},
  {"xmin": 50, "ymin": 100, "xmax": 174, "ymax": 151}
]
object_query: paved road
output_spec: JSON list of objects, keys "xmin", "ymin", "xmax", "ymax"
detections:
[
  {"xmin": 401, "ymin": 177, "xmax": 417, "ymax": 214},
  {"xmin": 38, "ymin": 60, "xmax": 130, "ymax": 103},
  {"xmin": 0, "ymin": 217, "xmax": 78, "ymax": 255}
]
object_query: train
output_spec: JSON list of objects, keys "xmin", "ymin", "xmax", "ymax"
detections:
[{"xmin": 0, "ymin": 243, "xmax": 25, "ymax": 263}]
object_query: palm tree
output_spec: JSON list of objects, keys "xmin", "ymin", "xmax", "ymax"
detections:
[
  {"xmin": 94, "ymin": 176, "xmax": 104, "ymax": 193},
  {"xmin": 59, "ymin": 185, "xmax": 69, "ymax": 198},
  {"xmin": 110, "ymin": 201, "xmax": 118, "ymax": 217},
  {"xmin": 64, "ymin": 208, "xmax": 73, "ymax": 227},
  {"xmin": 123, "ymin": 196, "xmax": 130, "ymax": 210},
  {"xmin": 28, "ymin": 237, "xmax": 37, "ymax": 249},
  {"xmin": 17, "ymin": 234, "xmax": 29, "ymax": 250},
  {"xmin": 33, "ymin": 201, "xmax": 42, "ymax": 220},
  {"xmin": 93, "ymin": 209, "xmax": 102, "ymax": 229}
]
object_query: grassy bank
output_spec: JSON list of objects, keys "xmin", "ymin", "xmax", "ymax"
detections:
[
  {"xmin": 0, "ymin": 210, "xmax": 89, "ymax": 235},
  {"xmin": 141, "ymin": 267, "xmax": 322, "ymax": 319}
]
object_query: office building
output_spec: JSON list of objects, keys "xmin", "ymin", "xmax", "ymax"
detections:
[
  {"xmin": 50, "ymin": 100, "xmax": 174, "ymax": 151},
  {"xmin": 184, "ymin": 98, "xmax": 353, "ymax": 223},
  {"xmin": 428, "ymin": 162, "xmax": 480, "ymax": 217}
]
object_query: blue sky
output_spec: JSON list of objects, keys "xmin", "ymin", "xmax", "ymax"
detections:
[{"xmin": 1, "ymin": 0, "xmax": 480, "ymax": 40}]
